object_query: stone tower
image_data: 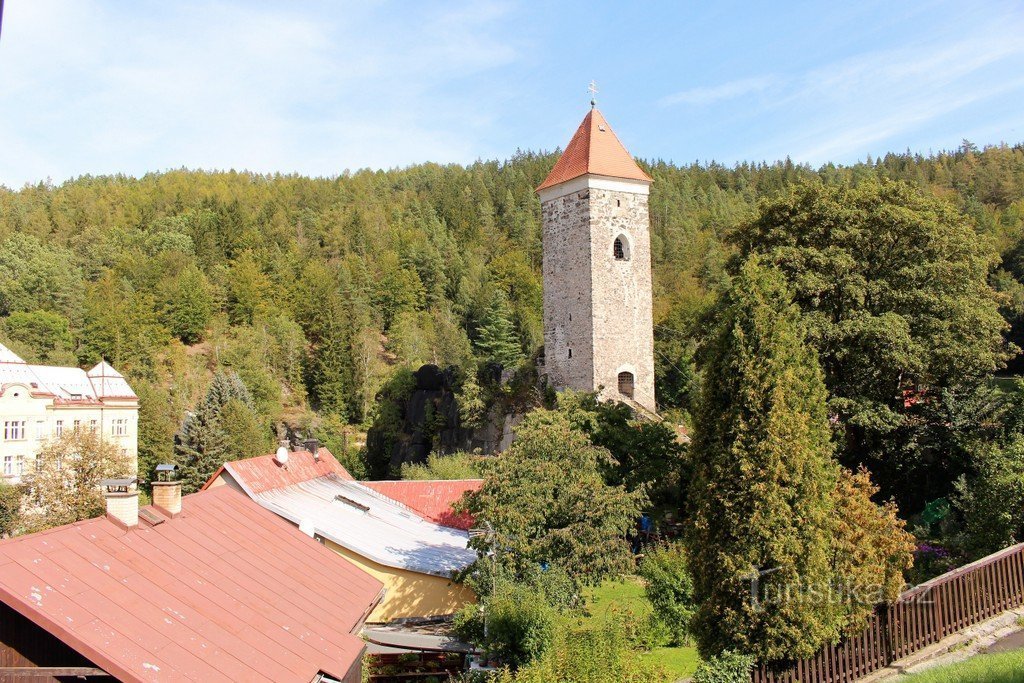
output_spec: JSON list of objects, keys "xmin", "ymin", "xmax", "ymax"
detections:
[{"xmin": 537, "ymin": 107, "xmax": 656, "ymax": 414}]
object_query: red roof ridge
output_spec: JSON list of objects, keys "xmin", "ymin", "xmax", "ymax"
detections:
[{"xmin": 536, "ymin": 107, "xmax": 652, "ymax": 192}]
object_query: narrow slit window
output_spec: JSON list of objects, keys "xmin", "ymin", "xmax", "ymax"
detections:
[{"xmin": 568, "ymin": 348, "xmax": 572, "ymax": 359}]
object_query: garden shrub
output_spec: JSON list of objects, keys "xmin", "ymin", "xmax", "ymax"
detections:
[
  {"xmin": 639, "ymin": 542, "xmax": 695, "ymax": 645},
  {"xmin": 490, "ymin": 619, "xmax": 672, "ymax": 683},
  {"xmin": 692, "ymin": 650, "xmax": 755, "ymax": 683}
]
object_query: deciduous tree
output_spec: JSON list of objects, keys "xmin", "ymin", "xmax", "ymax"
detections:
[
  {"xmin": 20, "ymin": 430, "xmax": 134, "ymax": 532},
  {"xmin": 460, "ymin": 409, "xmax": 644, "ymax": 590},
  {"xmin": 735, "ymin": 179, "xmax": 1013, "ymax": 510}
]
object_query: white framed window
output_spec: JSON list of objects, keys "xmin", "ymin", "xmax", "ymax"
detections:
[
  {"xmin": 55, "ymin": 420, "xmax": 64, "ymax": 437},
  {"xmin": 2, "ymin": 455, "xmax": 12, "ymax": 476},
  {"xmin": 73, "ymin": 419, "xmax": 81, "ymax": 431},
  {"xmin": 15, "ymin": 455, "xmax": 24, "ymax": 476},
  {"xmin": 3, "ymin": 421, "xmax": 26, "ymax": 441},
  {"xmin": 35, "ymin": 420, "xmax": 45, "ymax": 439},
  {"xmin": 89, "ymin": 420, "xmax": 97, "ymax": 433},
  {"xmin": 112, "ymin": 418, "xmax": 127, "ymax": 437}
]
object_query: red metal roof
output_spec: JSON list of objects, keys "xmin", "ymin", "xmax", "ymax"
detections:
[
  {"xmin": 360, "ymin": 480, "xmax": 482, "ymax": 530},
  {"xmin": 0, "ymin": 486, "xmax": 384, "ymax": 683},
  {"xmin": 536, "ymin": 107, "xmax": 652, "ymax": 191},
  {"xmin": 206, "ymin": 448, "xmax": 354, "ymax": 495}
]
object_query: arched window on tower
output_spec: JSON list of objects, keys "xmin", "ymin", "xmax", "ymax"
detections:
[
  {"xmin": 613, "ymin": 235, "xmax": 630, "ymax": 261},
  {"xmin": 618, "ymin": 371, "xmax": 635, "ymax": 399}
]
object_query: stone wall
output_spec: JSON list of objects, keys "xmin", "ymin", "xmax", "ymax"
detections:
[
  {"xmin": 588, "ymin": 187, "xmax": 656, "ymax": 412},
  {"xmin": 540, "ymin": 176, "xmax": 656, "ymax": 414},
  {"xmin": 541, "ymin": 187, "xmax": 595, "ymax": 392}
]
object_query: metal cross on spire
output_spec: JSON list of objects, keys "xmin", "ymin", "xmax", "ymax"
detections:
[{"xmin": 588, "ymin": 80, "xmax": 598, "ymax": 108}]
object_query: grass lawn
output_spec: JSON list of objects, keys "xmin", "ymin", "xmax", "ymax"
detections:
[
  {"xmin": 905, "ymin": 650, "xmax": 1024, "ymax": 682},
  {"xmin": 577, "ymin": 577, "xmax": 701, "ymax": 679}
]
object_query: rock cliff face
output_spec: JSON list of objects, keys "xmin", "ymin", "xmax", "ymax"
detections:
[
  {"xmin": 367, "ymin": 364, "xmax": 540, "ymax": 474},
  {"xmin": 381, "ymin": 365, "xmax": 473, "ymax": 469}
]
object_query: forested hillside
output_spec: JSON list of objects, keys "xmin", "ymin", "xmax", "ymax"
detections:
[{"xmin": 1, "ymin": 142, "xmax": 1022, "ymax": 501}]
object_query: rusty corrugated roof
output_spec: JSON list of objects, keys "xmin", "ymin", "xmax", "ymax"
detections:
[
  {"xmin": 205, "ymin": 448, "xmax": 354, "ymax": 495},
  {"xmin": 361, "ymin": 480, "xmax": 481, "ymax": 530},
  {"xmin": 536, "ymin": 108, "xmax": 652, "ymax": 191},
  {"xmin": 0, "ymin": 486, "xmax": 384, "ymax": 683}
]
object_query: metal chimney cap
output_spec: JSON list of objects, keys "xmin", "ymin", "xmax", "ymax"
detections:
[
  {"xmin": 155, "ymin": 464, "xmax": 178, "ymax": 472},
  {"xmin": 101, "ymin": 477, "xmax": 138, "ymax": 493}
]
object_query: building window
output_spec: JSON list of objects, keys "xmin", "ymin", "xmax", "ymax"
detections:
[
  {"xmin": 616, "ymin": 199, "xmax": 621, "ymax": 207},
  {"xmin": 55, "ymin": 420, "xmax": 64, "ymax": 437},
  {"xmin": 73, "ymin": 420, "xmax": 81, "ymax": 432},
  {"xmin": 89, "ymin": 420, "xmax": 97, "ymax": 433},
  {"xmin": 16, "ymin": 455, "xmax": 24, "ymax": 476},
  {"xmin": 613, "ymin": 235, "xmax": 630, "ymax": 261},
  {"xmin": 3, "ymin": 421, "xmax": 25, "ymax": 441},
  {"xmin": 2, "ymin": 455, "xmax": 12, "ymax": 476},
  {"xmin": 617, "ymin": 371, "xmax": 635, "ymax": 399},
  {"xmin": 112, "ymin": 419, "xmax": 127, "ymax": 437},
  {"xmin": 35, "ymin": 420, "xmax": 45, "ymax": 439},
  {"xmin": 568, "ymin": 348, "xmax": 572, "ymax": 359}
]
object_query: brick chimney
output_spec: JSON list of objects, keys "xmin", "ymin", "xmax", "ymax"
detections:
[
  {"xmin": 152, "ymin": 463, "xmax": 181, "ymax": 516},
  {"xmin": 102, "ymin": 478, "xmax": 139, "ymax": 529}
]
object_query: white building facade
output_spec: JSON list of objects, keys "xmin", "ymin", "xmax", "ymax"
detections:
[{"xmin": 0, "ymin": 343, "xmax": 138, "ymax": 484}]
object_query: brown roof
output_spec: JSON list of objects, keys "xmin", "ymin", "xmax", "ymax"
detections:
[
  {"xmin": 536, "ymin": 107, "xmax": 652, "ymax": 191},
  {"xmin": 205, "ymin": 448, "xmax": 354, "ymax": 495},
  {"xmin": 0, "ymin": 486, "xmax": 384, "ymax": 683},
  {"xmin": 360, "ymin": 480, "xmax": 482, "ymax": 530}
]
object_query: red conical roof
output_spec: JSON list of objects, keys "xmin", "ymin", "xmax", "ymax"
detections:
[{"xmin": 537, "ymin": 108, "xmax": 652, "ymax": 191}]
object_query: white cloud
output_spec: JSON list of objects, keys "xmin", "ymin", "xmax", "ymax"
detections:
[
  {"xmin": 660, "ymin": 76, "xmax": 776, "ymax": 106},
  {"xmin": 0, "ymin": 0, "xmax": 522, "ymax": 186}
]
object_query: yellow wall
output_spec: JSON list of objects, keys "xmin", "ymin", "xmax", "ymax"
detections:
[{"xmin": 323, "ymin": 539, "xmax": 476, "ymax": 623}]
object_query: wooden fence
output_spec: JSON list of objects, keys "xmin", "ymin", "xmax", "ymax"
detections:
[{"xmin": 751, "ymin": 542, "xmax": 1024, "ymax": 683}]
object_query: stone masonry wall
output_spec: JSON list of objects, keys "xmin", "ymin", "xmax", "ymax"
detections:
[
  {"xmin": 541, "ymin": 182, "xmax": 656, "ymax": 414},
  {"xmin": 588, "ymin": 188, "xmax": 656, "ymax": 412},
  {"xmin": 542, "ymin": 188, "xmax": 595, "ymax": 393}
]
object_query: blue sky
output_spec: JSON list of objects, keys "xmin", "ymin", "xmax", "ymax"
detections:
[{"xmin": 1, "ymin": 0, "xmax": 1022, "ymax": 187}]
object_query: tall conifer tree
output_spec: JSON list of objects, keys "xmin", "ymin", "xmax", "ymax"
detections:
[
  {"xmin": 688, "ymin": 257, "xmax": 842, "ymax": 660},
  {"xmin": 475, "ymin": 290, "xmax": 523, "ymax": 369}
]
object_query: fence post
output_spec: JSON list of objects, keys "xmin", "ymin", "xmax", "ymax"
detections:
[{"xmin": 881, "ymin": 603, "xmax": 894, "ymax": 666}]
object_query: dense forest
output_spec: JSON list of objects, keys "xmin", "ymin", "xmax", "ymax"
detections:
[{"xmin": 1, "ymin": 141, "xmax": 1023, "ymax": 515}]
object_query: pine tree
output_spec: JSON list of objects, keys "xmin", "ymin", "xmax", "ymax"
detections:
[
  {"xmin": 175, "ymin": 371, "xmax": 259, "ymax": 493},
  {"xmin": 687, "ymin": 257, "xmax": 842, "ymax": 660},
  {"xmin": 475, "ymin": 290, "xmax": 523, "ymax": 369}
]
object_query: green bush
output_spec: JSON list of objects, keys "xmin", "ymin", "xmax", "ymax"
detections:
[
  {"xmin": 639, "ymin": 542, "xmax": 695, "ymax": 646},
  {"xmin": 486, "ymin": 584, "xmax": 556, "ymax": 669},
  {"xmin": 692, "ymin": 650, "xmax": 755, "ymax": 683},
  {"xmin": 454, "ymin": 581, "xmax": 556, "ymax": 670},
  {"xmin": 489, "ymin": 620, "xmax": 672, "ymax": 683},
  {"xmin": 0, "ymin": 482, "xmax": 21, "ymax": 537},
  {"xmin": 401, "ymin": 452, "xmax": 486, "ymax": 480}
]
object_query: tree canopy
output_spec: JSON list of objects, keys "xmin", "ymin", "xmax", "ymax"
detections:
[
  {"xmin": 734, "ymin": 178, "xmax": 1013, "ymax": 510},
  {"xmin": 460, "ymin": 409, "xmax": 645, "ymax": 591}
]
